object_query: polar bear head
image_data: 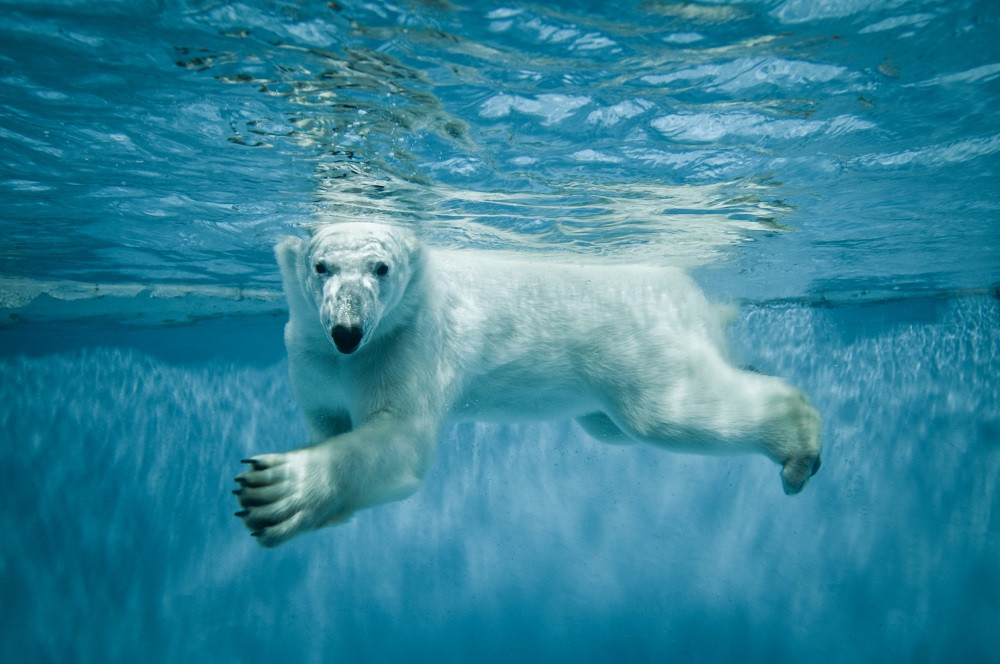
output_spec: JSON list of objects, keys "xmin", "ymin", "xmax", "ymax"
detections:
[{"xmin": 292, "ymin": 222, "xmax": 422, "ymax": 355}]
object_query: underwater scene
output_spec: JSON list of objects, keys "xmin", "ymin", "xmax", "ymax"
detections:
[{"xmin": 1, "ymin": 0, "xmax": 998, "ymax": 661}]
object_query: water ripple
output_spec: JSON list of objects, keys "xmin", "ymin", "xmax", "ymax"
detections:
[{"xmin": 0, "ymin": 0, "xmax": 996, "ymax": 296}]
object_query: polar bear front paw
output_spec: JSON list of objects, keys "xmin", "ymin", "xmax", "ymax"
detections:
[{"xmin": 233, "ymin": 447, "xmax": 348, "ymax": 548}]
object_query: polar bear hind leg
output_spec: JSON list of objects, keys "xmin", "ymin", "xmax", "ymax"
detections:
[{"xmin": 598, "ymin": 356, "xmax": 821, "ymax": 495}]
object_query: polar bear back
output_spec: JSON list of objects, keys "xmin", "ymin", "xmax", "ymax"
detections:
[
  {"xmin": 430, "ymin": 249, "xmax": 722, "ymax": 333},
  {"xmin": 427, "ymin": 249, "xmax": 732, "ymax": 423}
]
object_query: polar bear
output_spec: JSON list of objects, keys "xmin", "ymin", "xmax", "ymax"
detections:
[{"xmin": 234, "ymin": 222, "xmax": 821, "ymax": 547}]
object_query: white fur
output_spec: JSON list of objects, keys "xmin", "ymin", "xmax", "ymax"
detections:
[{"xmin": 235, "ymin": 222, "xmax": 821, "ymax": 547}]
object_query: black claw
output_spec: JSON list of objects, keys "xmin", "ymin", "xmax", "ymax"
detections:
[
  {"xmin": 235, "ymin": 510, "xmax": 249, "ymax": 518},
  {"xmin": 251, "ymin": 530, "xmax": 265, "ymax": 538},
  {"xmin": 234, "ymin": 476, "xmax": 248, "ymax": 486},
  {"xmin": 232, "ymin": 489, "xmax": 242, "ymax": 496},
  {"xmin": 241, "ymin": 458, "xmax": 265, "ymax": 470}
]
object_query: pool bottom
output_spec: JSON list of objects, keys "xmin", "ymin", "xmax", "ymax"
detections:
[{"xmin": 1, "ymin": 295, "xmax": 997, "ymax": 663}]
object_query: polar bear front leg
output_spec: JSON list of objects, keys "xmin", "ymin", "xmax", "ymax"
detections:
[{"xmin": 233, "ymin": 417, "xmax": 437, "ymax": 547}]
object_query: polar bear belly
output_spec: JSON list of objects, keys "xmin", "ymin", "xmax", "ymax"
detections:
[{"xmin": 450, "ymin": 365, "xmax": 602, "ymax": 422}]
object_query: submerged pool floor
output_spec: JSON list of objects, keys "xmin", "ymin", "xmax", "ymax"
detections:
[{"xmin": 1, "ymin": 295, "xmax": 997, "ymax": 662}]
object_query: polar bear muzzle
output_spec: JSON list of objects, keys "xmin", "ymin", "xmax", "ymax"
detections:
[{"xmin": 332, "ymin": 325, "xmax": 364, "ymax": 354}]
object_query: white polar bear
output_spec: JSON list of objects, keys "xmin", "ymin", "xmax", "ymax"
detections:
[{"xmin": 235, "ymin": 222, "xmax": 821, "ymax": 547}]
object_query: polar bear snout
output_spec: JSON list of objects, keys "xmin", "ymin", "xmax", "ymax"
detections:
[{"xmin": 332, "ymin": 325, "xmax": 364, "ymax": 354}]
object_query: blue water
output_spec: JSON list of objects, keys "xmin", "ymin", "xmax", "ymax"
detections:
[{"xmin": 1, "ymin": 0, "xmax": 998, "ymax": 662}]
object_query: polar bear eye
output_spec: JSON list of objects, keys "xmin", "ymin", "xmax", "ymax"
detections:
[
  {"xmin": 314, "ymin": 263, "xmax": 327, "ymax": 275},
  {"xmin": 374, "ymin": 262, "xmax": 389, "ymax": 277}
]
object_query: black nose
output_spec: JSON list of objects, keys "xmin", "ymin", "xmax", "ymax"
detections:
[{"xmin": 332, "ymin": 325, "xmax": 363, "ymax": 354}]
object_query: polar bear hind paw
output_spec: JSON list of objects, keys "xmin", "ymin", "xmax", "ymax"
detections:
[{"xmin": 780, "ymin": 451, "xmax": 822, "ymax": 495}]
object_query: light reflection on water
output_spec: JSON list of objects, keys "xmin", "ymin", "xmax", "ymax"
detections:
[{"xmin": 2, "ymin": 0, "xmax": 995, "ymax": 292}]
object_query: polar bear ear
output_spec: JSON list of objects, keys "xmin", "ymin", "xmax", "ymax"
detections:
[{"xmin": 274, "ymin": 236, "xmax": 306, "ymax": 281}]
